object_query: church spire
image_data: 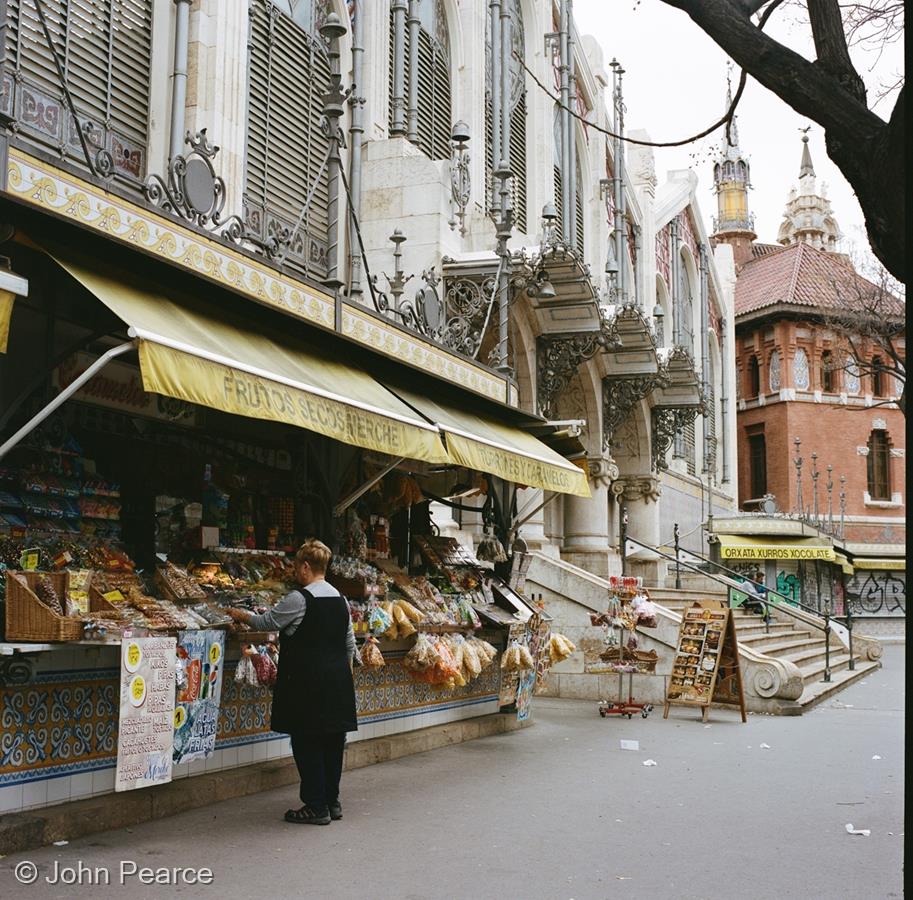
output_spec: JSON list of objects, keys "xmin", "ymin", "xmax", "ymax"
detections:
[
  {"xmin": 777, "ymin": 129, "xmax": 841, "ymax": 251},
  {"xmin": 798, "ymin": 131, "xmax": 815, "ymax": 179},
  {"xmin": 711, "ymin": 70, "xmax": 756, "ymax": 266}
]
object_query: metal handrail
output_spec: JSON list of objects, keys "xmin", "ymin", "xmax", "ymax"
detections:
[{"xmin": 626, "ymin": 534, "xmax": 839, "ymax": 683}]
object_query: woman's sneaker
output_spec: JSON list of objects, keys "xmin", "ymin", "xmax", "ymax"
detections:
[{"xmin": 329, "ymin": 801, "xmax": 343, "ymax": 821}]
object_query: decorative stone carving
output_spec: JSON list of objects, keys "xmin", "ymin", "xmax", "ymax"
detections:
[
  {"xmin": 602, "ymin": 374, "xmax": 667, "ymax": 452},
  {"xmin": 610, "ymin": 475, "xmax": 661, "ymax": 503},
  {"xmin": 587, "ymin": 455, "xmax": 619, "ymax": 487},
  {"xmin": 872, "ymin": 417, "xmax": 887, "ymax": 430},
  {"xmin": 537, "ymin": 333, "xmax": 604, "ymax": 419},
  {"xmin": 751, "ymin": 662, "xmax": 803, "ymax": 700},
  {"xmin": 889, "ymin": 448, "xmax": 905, "ymax": 458},
  {"xmin": 856, "ymin": 446, "xmax": 870, "ymax": 456}
]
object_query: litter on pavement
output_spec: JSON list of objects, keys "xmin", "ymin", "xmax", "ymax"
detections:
[
  {"xmin": 642, "ymin": 759, "xmax": 657, "ymax": 766},
  {"xmin": 872, "ymin": 755, "xmax": 882, "ymax": 760},
  {"xmin": 845, "ymin": 824, "xmax": 871, "ymax": 836},
  {"xmin": 619, "ymin": 740, "xmax": 640, "ymax": 751},
  {"xmin": 760, "ymin": 743, "xmax": 771, "ymax": 749}
]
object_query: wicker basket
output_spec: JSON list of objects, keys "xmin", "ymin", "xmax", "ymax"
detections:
[
  {"xmin": 598, "ymin": 645, "xmax": 659, "ymax": 673},
  {"xmin": 5, "ymin": 571, "xmax": 84, "ymax": 641}
]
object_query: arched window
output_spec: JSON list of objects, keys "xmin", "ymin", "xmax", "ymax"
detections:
[
  {"xmin": 485, "ymin": 0, "xmax": 527, "ymax": 231},
  {"xmin": 747, "ymin": 355, "xmax": 760, "ymax": 397},
  {"xmin": 871, "ymin": 356, "xmax": 886, "ymax": 397},
  {"xmin": 677, "ymin": 257, "xmax": 694, "ymax": 352},
  {"xmin": 821, "ymin": 350, "xmax": 836, "ymax": 392},
  {"xmin": 245, "ymin": 0, "xmax": 332, "ymax": 278},
  {"xmin": 793, "ymin": 348, "xmax": 810, "ymax": 390},
  {"xmin": 769, "ymin": 350, "xmax": 782, "ymax": 392},
  {"xmin": 845, "ymin": 357, "xmax": 861, "ymax": 394},
  {"xmin": 1, "ymin": 0, "xmax": 154, "ymax": 183},
  {"xmin": 867, "ymin": 430, "xmax": 891, "ymax": 500},
  {"xmin": 388, "ymin": 0, "xmax": 452, "ymax": 160}
]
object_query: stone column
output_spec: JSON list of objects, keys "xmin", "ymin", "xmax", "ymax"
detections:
[
  {"xmin": 184, "ymin": 1, "xmax": 250, "ymax": 216},
  {"xmin": 612, "ymin": 475, "xmax": 666, "ymax": 585},
  {"xmin": 561, "ymin": 456, "xmax": 617, "ymax": 578}
]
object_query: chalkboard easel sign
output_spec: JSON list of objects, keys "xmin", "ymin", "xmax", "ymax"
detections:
[{"xmin": 663, "ymin": 601, "xmax": 746, "ymax": 723}]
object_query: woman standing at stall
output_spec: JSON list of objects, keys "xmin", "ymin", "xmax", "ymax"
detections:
[{"xmin": 227, "ymin": 539, "xmax": 357, "ymax": 825}]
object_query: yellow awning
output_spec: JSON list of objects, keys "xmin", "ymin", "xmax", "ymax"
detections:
[
  {"xmin": 52, "ymin": 256, "xmax": 449, "ymax": 464},
  {"xmin": 834, "ymin": 553, "xmax": 854, "ymax": 575},
  {"xmin": 0, "ymin": 290, "xmax": 13, "ymax": 353},
  {"xmin": 852, "ymin": 558, "xmax": 905, "ymax": 571},
  {"xmin": 718, "ymin": 535, "xmax": 835, "ymax": 562},
  {"xmin": 387, "ymin": 387, "xmax": 591, "ymax": 498}
]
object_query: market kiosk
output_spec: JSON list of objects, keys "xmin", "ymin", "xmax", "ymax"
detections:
[{"xmin": 0, "ymin": 236, "xmax": 587, "ymax": 812}]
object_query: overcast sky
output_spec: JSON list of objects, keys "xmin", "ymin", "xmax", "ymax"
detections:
[{"xmin": 572, "ymin": 1, "xmax": 904, "ymax": 261}]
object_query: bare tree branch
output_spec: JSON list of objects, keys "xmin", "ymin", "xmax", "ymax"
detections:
[{"xmin": 657, "ymin": 0, "xmax": 906, "ymax": 280}]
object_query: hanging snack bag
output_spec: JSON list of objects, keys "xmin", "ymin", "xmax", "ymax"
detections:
[
  {"xmin": 404, "ymin": 633, "xmax": 438, "ymax": 672},
  {"xmin": 500, "ymin": 641, "xmax": 522, "ymax": 671},
  {"xmin": 548, "ymin": 632, "xmax": 577, "ymax": 664},
  {"xmin": 518, "ymin": 642, "xmax": 535, "ymax": 670},
  {"xmin": 395, "ymin": 598, "xmax": 424, "ymax": 624},
  {"xmin": 361, "ymin": 636, "xmax": 386, "ymax": 668},
  {"xmin": 391, "ymin": 602, "xmax": 417, "ymax": 637},
  {"xmin": 367, "ymin": 603, "xmax": 393, "ymax": 638},
  {"xmin": 470, "ymin": 638, "xmax": 498, "ymax": 669},
  {"xmin": 462, "ymin": 639, "xmax": 482, "ymax": 679}
]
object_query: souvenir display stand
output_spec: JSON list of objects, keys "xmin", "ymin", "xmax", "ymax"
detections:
[
  {"xmin": 590, "ymin": 576, "xmax": 659, "ymax": 720},
  {"xmin": 663, "ymin": 601, "xmax": 747, "ymax": 723}
]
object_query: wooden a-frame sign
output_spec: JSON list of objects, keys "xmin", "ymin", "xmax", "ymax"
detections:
[{"xmin": 663, "ymin": 601, "xmax": 747, "ymax": 723}]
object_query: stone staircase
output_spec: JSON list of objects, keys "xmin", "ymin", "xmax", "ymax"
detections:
[
  {"xmin": 651, "ymin": 587, "xmax": 882, "ymax": 711},
  {"xmin": 527, "ymin": 553, "xmax": 884, "ymax": 715}
]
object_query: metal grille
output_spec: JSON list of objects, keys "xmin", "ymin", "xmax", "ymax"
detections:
[
  {"xmin": 244, "ymin": 1, "xmax": 331, "ymax": 279},
  {"xmin": 1, "ymin": 0, "xmax": 153, "ymax": 182}
]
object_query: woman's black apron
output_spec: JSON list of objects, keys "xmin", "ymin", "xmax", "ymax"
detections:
[{"xmin": 270, "ymin": 588, "xmax": 358, "ymax": 735}]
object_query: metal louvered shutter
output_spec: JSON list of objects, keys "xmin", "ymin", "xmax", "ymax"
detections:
[
  {"xmin": 574, "ymin": 161, "xmax": 584, "ymax": 250},
  {"xmin": 684, "ymin": 417, "xmax": 696, "ymax": 475},
  {"xmin": 244, "ymin": 2, "xmax": 331, "ymax": 280},
  {"xmin": 415, "ymin": 29, "xmax": 450, "ymax": 160},
  {"xmin": 510, "ymin": 94, "xmax": 527, "ymax": 231},
  {"xmin": 2, "ymin": 0, "xmax": 152, "ymax": 182}
]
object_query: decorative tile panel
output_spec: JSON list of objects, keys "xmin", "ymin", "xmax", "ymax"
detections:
[{"xmin": 0, "ymin": 653, "xmax": 502, "ymax": 788}]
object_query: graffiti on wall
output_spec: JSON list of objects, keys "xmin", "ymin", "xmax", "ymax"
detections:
[
  {"xmin": 845, "ymin": 571, "xmax": 906, "ymax": 616},
  {"xmin": 775, "ymin": 571, "xmax": 801, "ymax": 605}
]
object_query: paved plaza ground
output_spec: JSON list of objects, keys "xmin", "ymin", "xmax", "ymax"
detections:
[{"xmin": 2, "ymin": 647, "xmax": 904, "ymax": 900}]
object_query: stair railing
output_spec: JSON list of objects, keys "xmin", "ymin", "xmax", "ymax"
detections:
[{"xmin": 625, "ymin": 535, "xmax": 837, "ymax": 683}]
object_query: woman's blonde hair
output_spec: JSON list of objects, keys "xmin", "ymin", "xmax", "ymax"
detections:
[{"xmin": 295, "ymin": 539, "xmax": 332, "ymax": 574}]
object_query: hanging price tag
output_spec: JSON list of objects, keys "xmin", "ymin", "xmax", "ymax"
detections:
[
  {"xmin": 20, "ymin": 549, "xmax": 40, "ymax": 570},
  {"xmin": 103, "ymin": 589, "xmax": 125, "ymax": 603}
]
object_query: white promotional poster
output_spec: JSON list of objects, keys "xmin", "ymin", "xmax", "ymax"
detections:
[{"xmin": 115, "ymin": 636, "xmax": 177, "ymax": 792}]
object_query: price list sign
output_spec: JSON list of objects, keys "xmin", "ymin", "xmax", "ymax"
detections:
[{"xmin": 115, "ymin": 636, "xmax": 177, "ymax": 792}]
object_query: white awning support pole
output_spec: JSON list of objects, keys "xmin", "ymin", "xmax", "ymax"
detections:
[
  {"xmin": 333, "ymin": 456, "xmax": 406, "ymax": 518},
  {"xmin": 0, "ymin": 342, "xmax": 134, "ymax": 461},
  {"xmin": 513, "ymin": 490, "xmax": 559, "ymax": 531}
]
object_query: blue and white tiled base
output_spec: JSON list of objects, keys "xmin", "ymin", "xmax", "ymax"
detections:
[{"xmin": 0, "ymin": 645, "xmax": 502, "ymax": 815}]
